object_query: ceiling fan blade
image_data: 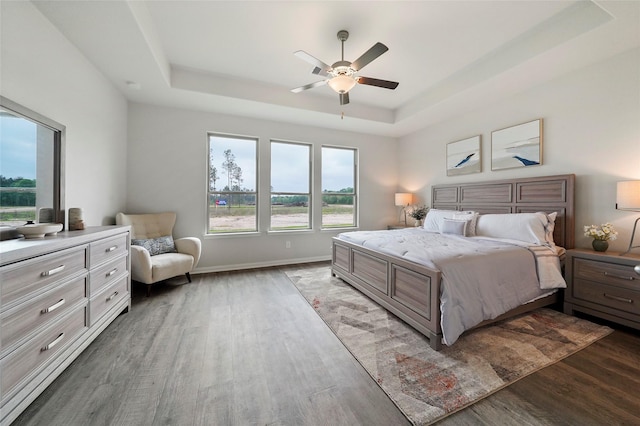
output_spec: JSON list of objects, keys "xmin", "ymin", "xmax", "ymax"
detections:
[
  {"xmin": 294, "ymin": 50, "xmax": 332, "ymax": 75},
  {"xmin": 356, "ymin": 76, "xmax": 399, "ymax": 90},
  {"xmin": 351, "ymin": 42, "xmax": 388, "ymax": 71},
  {"xmin": 291, "ymin": 80, "xmax": 327, "ymax": 93},
  {"xmin": 339, "ymin": 92, "xmax": 350, "ymax": 105}
]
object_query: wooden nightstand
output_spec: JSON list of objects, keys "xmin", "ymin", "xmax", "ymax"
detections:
[{"xmin": 564, "ymin": 249, "xmax": 640, "ymax": 330}]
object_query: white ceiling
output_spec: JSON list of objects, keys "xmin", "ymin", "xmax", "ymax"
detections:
[{"xmin": 33, "ymin": 0, "xmax": 640, "ymax": 137}]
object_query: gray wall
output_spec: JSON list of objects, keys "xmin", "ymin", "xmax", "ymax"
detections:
[
  {"xmin": 127, "ymin": 103, "xmax": 398, "ymax": 272},
  {"xmin": 1, "ymin": 1, "xmax": 128, "ymax": 226},
  {"xmin": 398, "ymin": 47, "xmax": 640, "ymax": 252}
]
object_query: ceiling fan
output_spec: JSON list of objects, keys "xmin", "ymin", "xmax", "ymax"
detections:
[{"xmin": 291, "ymin": 30, "xmax": 399, "ymax": 105}]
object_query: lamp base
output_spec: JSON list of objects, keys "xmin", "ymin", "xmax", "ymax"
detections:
[{"xmin": 620, "ymin": 216, "xmax": 640, "ymax": 256}]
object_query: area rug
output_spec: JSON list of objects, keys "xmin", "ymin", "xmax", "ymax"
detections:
[{"xmin": 284, "ymin": 265, "xmax": 613, "ymax": 425}]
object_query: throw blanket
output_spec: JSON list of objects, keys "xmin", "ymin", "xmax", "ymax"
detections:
[{"xmin": 337, "ymin": 229, "xmax": 566, "ymax": 345}]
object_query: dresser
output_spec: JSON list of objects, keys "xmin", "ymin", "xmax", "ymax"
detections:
[
  {"xmin": 0, "ymin": 226, "xmax": 131, "ymax": 426},
  {"xmin": 564, "ymin": 249, "xmax": 640, "ymax": 330}
]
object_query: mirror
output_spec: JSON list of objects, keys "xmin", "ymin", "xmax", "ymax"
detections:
[{"xmin": 0, "ymin": 97, "xmax": 65, "ymax": 230}]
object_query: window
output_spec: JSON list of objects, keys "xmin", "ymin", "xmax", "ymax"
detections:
[
  {"xmin": 270, "ymin": 141, "xmax": 311, "ymax": 230},
  {"xmin": 208, "ymin": 134, "xmax": 257, "ymax": 233},
  {"xmin": 0, "ymin": 97, "xmax": 64, "ymax": 228},
  {"xmin": 321, "ymin": 146, "xmax": 357, "ymax": 228}
]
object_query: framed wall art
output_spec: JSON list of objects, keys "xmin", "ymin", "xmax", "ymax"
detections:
[
  {"xmin": 491, "ymin": 119, "xmax": 542, "ymax": 171},
  {"xmin": 446, "ymin": 135, "xmax": 481, "ymax": 176}
]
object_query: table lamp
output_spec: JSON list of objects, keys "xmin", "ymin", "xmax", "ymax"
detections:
[
  {"xmin": 395, "ymin": 193, "xmax": 413, "ymax": 226},
  {"xmin": 616, "ymin": 180, "xmax": 640, "ymax": 255}
]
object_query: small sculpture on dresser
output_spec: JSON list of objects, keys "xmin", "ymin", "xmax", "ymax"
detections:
[{"xmin": 69, "ymin": 207, "xmax": 84, "ymax": 230}]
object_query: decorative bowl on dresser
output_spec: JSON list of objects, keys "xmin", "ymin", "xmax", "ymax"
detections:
[
  {"xmin": 0, "ymin": 226, "xmax": 131, "ymax": 426},
  {"xmin": 564, "ymin": 249, "xmax": 640, "ymax": 330}
]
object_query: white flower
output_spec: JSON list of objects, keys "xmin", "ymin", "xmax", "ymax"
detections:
[{"xmin": 584, "ymin": 223, "xmax": 618, "ymax": 241}]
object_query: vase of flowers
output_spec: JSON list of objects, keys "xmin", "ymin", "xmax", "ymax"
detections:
[
  {"xmin": 408, "ymin": 205, "xmax": 429, "ymax": 227},
  {"xmin": 584, "ymin": 223, "xmax": 618, "ymax": 252}
]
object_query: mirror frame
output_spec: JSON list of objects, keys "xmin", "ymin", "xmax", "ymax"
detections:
[{"xmin": 1, "ymin": 96, "xmax": 66, "ymax": 228}]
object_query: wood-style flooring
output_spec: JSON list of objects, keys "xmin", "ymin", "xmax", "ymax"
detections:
[{"xmin": 12, "ymin": 263, "xmax": 640, "ymax": 425}]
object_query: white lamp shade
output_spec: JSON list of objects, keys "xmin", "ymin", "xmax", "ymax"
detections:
[
  {"xmin": 616, "ymin": 181, "xmax": 640, "ymax": 211},
  {"xmin": 395, "ymin": 193, "xmax": 412, "ymax": 206},
  {"xmin": 327, "ymin": 75, "xmax": 357, "ymax": 94}
]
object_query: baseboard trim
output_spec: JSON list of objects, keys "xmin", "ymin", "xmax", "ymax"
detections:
[{"xmin": 192, "ymin": 255, "xmax": 331, "ymax": 274}]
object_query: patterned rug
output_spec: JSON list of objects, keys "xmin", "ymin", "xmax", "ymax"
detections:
[{"xmin": 284, "ymin": 265, "xmax": 613, "ymax": 425}]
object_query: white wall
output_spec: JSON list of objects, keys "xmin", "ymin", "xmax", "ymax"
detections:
[
  {"xmin": 127, "ymin": 103, "xmax": 398, "ymax": 272},
  {"xmin": 1, "ymin": 1, "xmax": 128, "ymax": 226},
  {"xmin": 398, "ymin": 47, "xmax": 640, "ymax": 252}
]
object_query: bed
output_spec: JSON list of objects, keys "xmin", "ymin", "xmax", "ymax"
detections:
[{"xmin": 331, "ymin": 174, "xmax": 575, "ymax": 350}]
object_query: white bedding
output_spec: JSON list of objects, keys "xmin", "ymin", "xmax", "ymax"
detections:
[{"xmin": 337, "ymin": 228, "xmax": 566, "ymax": 345}]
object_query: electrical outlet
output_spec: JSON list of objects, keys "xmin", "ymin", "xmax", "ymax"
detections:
[{"xmin": 285, "ymin": 241, "xmax": 291, "ymax": 249}]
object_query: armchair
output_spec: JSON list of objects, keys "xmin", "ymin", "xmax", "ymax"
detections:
[{"xmin": 115, "ymin": 212, "xmax": 201, "ymax": 296}]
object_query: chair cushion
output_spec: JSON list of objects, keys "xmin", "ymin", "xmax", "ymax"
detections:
[
  {"xmin": 150, "ymin": 253, "xmax": 194, "ymax": 282},
  {"xmin": 131, "ymin": 236, "xmax": 177, "ymax": 256}
]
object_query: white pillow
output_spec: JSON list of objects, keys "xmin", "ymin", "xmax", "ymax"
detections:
[
  {"xmin": 422, "ymin": 209, "xmax": 460, "ymax": 232},
  {"xmin": 475, "ymin": 212, "xmax": 557, "ymax": 246},
  {"xmin": 441, "ymin": 218, "xmax": 467, "ymax": 235},
  {"xmin": 452, "ymin": 211, "xmax": 478, "ymax": 236}
]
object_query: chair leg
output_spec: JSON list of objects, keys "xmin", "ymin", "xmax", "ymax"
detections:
[
  {"xmin": 146, "ymin": 284, "xmax": 152, "ymax": 297},
  {"xmin": 186, "ymin": 272, "xmax": 192, "ymax": 283}
]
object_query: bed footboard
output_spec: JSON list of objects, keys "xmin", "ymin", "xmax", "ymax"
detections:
[{"xmin": 331, "ymin": 238, "xmax": 443, "ymax": 350}]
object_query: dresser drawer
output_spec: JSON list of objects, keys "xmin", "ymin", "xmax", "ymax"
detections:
[
  {"xmin": 1, "ymin": 276, "xmax": 87, "ymax": 351},
  {"xmin": 0, "ymin": 246, "xmax": 87, "ymax": 307},
  {"xmin": 89, "ymin": 255, "xmax": 128, "ymax": 294},
  {"xmin": 573, "ymin": 258, "xmax": 639, "ymax": 290},
  {"xmin": 1, "ymin": 307, "xmax": 87, "ymax": 400},
  {"xmin": 89, "ymin": 277, "xmax": 128, "ymax": 325},
  {"xmin": 89, "ymin": 234, "xmax": 128, "ymax": 268},
  {"xmin": 573, "ymin": 279, "xmax": 640, "ymax": 316}
]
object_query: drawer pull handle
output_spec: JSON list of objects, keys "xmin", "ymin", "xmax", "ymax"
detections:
[
  {"xmin": 106, "ymin": 246, "xmax": 118, "ymax": 252},
  {"xmin": 603, "ymin": 271, "xmax": 635, "ymax": 281},
  {"xmin": 41, "ymin": 265, "xmax": 65, "ymax": 277},
  {"xmin": 41, "ymin": 298, "xmax": 66, "ymax": 314},
  {"xmin": 106, "ymin": 268, "xmax": 118, "ymax": 277},
  {"xmin": 603, "ymin": 293, "xmax": 633, "ymax": 304},
  {"xmin": 107, "ymin": 291, "xmax": 119, "ymax": 302},
  {"xmin": 41, "ymin": 333, "xmax": 65, "ymax": 352}
]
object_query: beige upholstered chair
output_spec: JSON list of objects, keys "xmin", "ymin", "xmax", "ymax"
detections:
[{"xmin": 115, "ymin": 212, "xmax": 201, "ymax": 296}]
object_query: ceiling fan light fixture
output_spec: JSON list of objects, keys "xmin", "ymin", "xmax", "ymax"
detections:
[{"xmin": 328, "ymin": 74, "xmax": 356, "ymax": 94}]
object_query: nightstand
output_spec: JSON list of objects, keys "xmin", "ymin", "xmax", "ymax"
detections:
[{"xmin": 564, "ymin": 249, "xmax": 640, "ymax": 330}]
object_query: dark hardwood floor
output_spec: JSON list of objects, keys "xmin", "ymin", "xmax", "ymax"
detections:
[{"xmin": 12, "ymin": 263, "xmax": 640, "ymax": 426}]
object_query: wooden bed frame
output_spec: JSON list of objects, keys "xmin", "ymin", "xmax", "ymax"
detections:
[{"xmin": 331, "ymin": 174, "xmax": 575, "ymax": 350}]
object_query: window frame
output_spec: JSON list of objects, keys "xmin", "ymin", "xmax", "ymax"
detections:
[
  {"xmin": 206, "ymin": 132, "xmax": 259, "ymax": 235},
  {"xmin": 269, "ymin": 139, "xmax": 313, "ymax": 232},
  {"xmin": 321, "ymin": 145, "xmax": 358, "ymax": 230}
]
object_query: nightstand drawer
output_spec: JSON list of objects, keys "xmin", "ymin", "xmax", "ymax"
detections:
[
  {"xmin": 573, "ymin": 258, "xmax": 638, "ymax": 290},
  {"xmin": 573, "ymin": 279, "xmax": 640, "ymax": 315}
]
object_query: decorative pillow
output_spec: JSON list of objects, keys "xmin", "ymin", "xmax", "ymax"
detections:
[
  {"xmin": 452, "ymin": 211, "xmax": 478, "ymax": 236},
  {"xmin": 423, "ymin": 209, "xmax": 474, "ymax": 232},
  {"xmin": 441, "ymin": 218, "xmax": 467, "ymax": 235},
  {"xmin": 131, "ymin": 235, "xmax": 177, "ymax": 256},
  {"xmin": 475, "ymin": 212, "xmax": 557, "ymax": 246}
]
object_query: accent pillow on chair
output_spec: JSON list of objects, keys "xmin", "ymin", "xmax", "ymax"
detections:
[{"xmin": 116, "ymin": 212, "xmax": 201, "ymax": 296}]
